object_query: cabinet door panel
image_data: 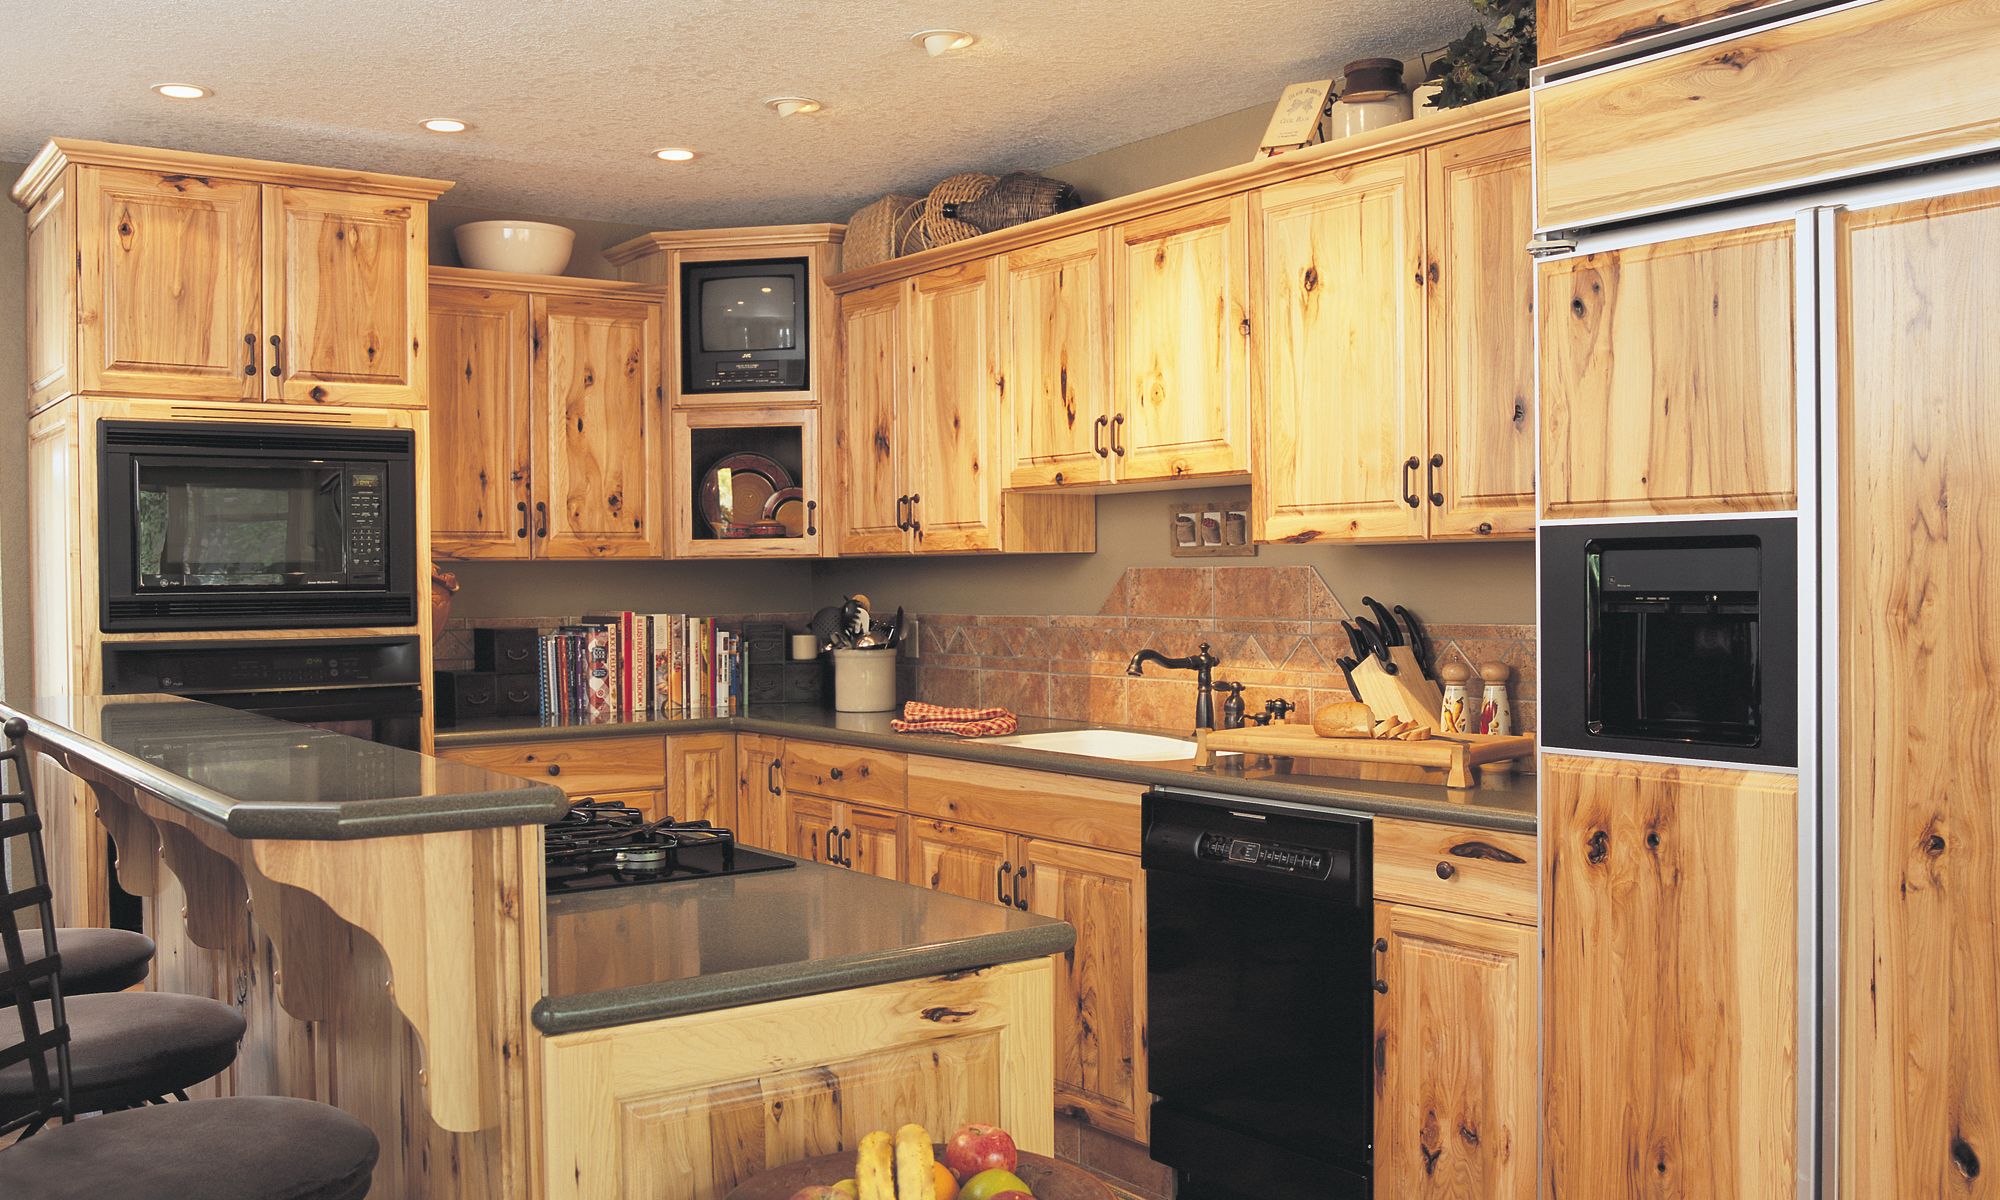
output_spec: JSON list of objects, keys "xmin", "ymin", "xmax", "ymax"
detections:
[
  {"xmin": 1538, "ymin": 0, "xmax": 1771, "ymax": 63},
  {"xmin": 1425, "ymin": 126, "xmax": 1537, "ymax": 539},
  {"xmin": 835, "ymin": 282, "xmax": 910, "ymax": 554},
  {"xmin": 1114, "ymin": 196, "xmax": 1252, "ymax": 482},
  {"xmin": 264, "ymin": 184, "xmax": 424, "ymax": 406},
  {"xmin": 906, "ymin": 819, "xmax": 1015, "ymax": 907},
  {"xmin": 1374, "ymin": 903, "xmax": 1537, "ymax": 1200},
  {"xmin": 909, "ymin": 260, "xmax": 1003, "ymax": 552},
  {"xmin": 735, "ymin": 734, "xmax": 787, "ymax": 850},
  {"xmin": 666, "ymin": 732, "xmax": 737, "ymax": 827},
  {"xmin": 533, "ymin": 294, "xmax": 664, "ymax": 558},
  {"xmin": 1542, "ymin": 754, "xmax": 1797, "ymax": 1197},
  {"xmin": 75, "ymin": 167, "xmax": 263, "ymax": 400},
  {"xmin": 1540, "ymin": 222, "xmax": 1795, "ymax": 518},
  {"xmin": 1021, "ymin": 838, "xmax": 1147, "ymax": 1141},
  {"xmin": 1004, "ymin": 230, "xmax": 1113, "ymax": 489},
  {"xmin": 1253, "ymin": 155, "xmax": 1427, "ymax": 542},
  {"xmin": 788, "ymin": 794, "xmax": 838, "ymax": 866},
  {"xmin": 428, "ymin": 285, "xmax": 532, "ymax": 558},
  {"xmin": 843, "ymin": 805, "xmax": 906, "ymax": 882}
]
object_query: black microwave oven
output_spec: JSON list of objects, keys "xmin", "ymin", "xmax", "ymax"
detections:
[
  {"xmin": 98, "ymin": 420, "xmax": 419, "ymax": 632},
  {"xmin": 1541, "ymin": 516, "xmax": 1797, "ymax": 768},
  {"xmin": 680, "ymin": 257, "xmax": 810, "ymax": 393}
]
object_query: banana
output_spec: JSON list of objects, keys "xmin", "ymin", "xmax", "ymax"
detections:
[
  {"xmin": 855, "ymin": 1130, "xmax": 896, "ymax": 1200},
  {"xmin": 893, "ymin": 1124, "xmax": 938, "ymax": 1200}
]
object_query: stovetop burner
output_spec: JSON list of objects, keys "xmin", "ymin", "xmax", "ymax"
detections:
[{"xmin": 544, "ymin": 798, "xmax": 796, "ymax": 893}]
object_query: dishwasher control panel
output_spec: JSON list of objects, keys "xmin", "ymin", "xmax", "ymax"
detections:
[{"xmin": 1198, "ymin": 832, "xmax": 1329, "ymax": 876}]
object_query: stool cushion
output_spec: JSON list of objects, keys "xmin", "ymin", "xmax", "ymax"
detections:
[
  {"xmin": 0, "ymin": 1095, "xmax": 378, "ymax": 1199},
  {"xmin": 0, "ymin": 992, "xmax": 244, "ymax": 1121},
  {"xmin": 24, "ymin": 928, "xmax": 156, "ymax": 998}
]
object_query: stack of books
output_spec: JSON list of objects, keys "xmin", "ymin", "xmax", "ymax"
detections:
[{"xmin": 536, "ymin": 613, "xmax": 746, "ymax": 723}]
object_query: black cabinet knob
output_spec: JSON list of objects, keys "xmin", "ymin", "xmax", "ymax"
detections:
[
  {"xmin": 1435, "ymin": 861, "xmax": 1455, "ymax": 880},
  {"xmin": 546, "ymin": 764, "xmax": 562, "ymax": 777}
]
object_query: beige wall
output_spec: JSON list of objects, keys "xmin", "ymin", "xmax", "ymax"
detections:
[
  {"xmin": 1, "ymin": 160, "xmax": 29, "ymax": 700},
  {"xmin": 428, "ymin": 201, "xmax": 656, "ymax": 281},
  {"xmin": 448, "ymin": 559, "xmax": 812, "ymax": 621},
  {"xmin": 1042, "ymin": 102, "xmax": 1274, "ymax": 203}
]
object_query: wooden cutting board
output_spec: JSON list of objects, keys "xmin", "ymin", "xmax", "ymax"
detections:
[{"xmin": 1194, "ymin": 724, "xmax": 1535, "ymax": 788}]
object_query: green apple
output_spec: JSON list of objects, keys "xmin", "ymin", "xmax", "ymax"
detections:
[{"xmin": 958, "ymin": 1169, "xmax": 1032, "ymax": 1200}]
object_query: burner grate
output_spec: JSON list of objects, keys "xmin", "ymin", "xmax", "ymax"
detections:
[{"xmin": 543, "ymin": 797, "xmax": 786, "ymax": 892}]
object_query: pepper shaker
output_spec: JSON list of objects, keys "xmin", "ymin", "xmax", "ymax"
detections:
[
  {"xmin": 1438, "ymin": 661, "xmax": 1473, "ymax": 734},
  {"xmin": 1478, "ymin": 661, "xmax": 1514, "ymax": 736}
]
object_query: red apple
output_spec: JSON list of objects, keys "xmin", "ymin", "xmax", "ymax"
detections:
[{"xmin": 944, "ymin": 1124, "xmax": 1019, "ymax": 1180}]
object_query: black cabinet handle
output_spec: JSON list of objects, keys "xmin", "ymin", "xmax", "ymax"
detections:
[
  {"xmin": 1401, "ymin": 456, "xmax": 1421, "ymax": 508},
  {"xmin": 895, "ymin": 495, "xmax": 910, "ymax": 531},
  {"xmin": 1373, "ymin": 937, "xmax": 1389, "ymax": 993},
  {"xmin": 243, "ymin": 332, "xmax": 258, "ymax": 377},
  {"xmin": 1092, "ymin": 415, "xmax": 1109, "ymax": 459},
  {"xmin": 268, "ymin": 334, "xmax": 283, "ymax": 378},
  {"xmin": 806, "ymin": 499, "xmax": 817, "ymax": 537},
  {"xmin": 909, "ymin": 494, "xmax": 922, "ymax": 542},
  {"xmin": 1435, "ymin": 861, "xmax": 1456, "ymax": 880},
  {"xmin": 767, "ymin": 759, "xmax": 780, "ymax": 796},
  {"xmin": 839, "ymin": 828, "xmax": 854, "ymax": 868},
  {"xmin": 1111, "ymin": 413, "xmax": 1126, "ymax": 456},
  {"xmin": 826, "ymin": 823, "xmax": 840, "ymax": 864},
  {"xmin": 1428, "ymin": 453, "xmax": 1445, "ymax": 507},
  {"xmin": 997, "ymin": 860, "xmax": 1014, "ymax": 906},
  {"xmin": 534, "ymin": 500, "xmax": 549, "ymax": 538},
  {"xmin": 829, "ymin": 766, "xmax": 844, "ymax": 781},
  {"xmin": 1014, "ymin": 866, "xmax": 1029, "ymax": 911},
  {"xmin": 515, "ymin": 500, "xmax": 528, "ymax": 539}
]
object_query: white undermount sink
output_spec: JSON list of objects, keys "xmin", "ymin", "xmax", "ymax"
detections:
[{"xmin": 985, "ymin": 728, "xmax": 1206, "ymax": 762}]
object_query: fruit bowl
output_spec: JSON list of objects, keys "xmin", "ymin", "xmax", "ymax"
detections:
[{"xmin": 726, "ymin": 1146, "xmax": 1112, "ymax": 1200}]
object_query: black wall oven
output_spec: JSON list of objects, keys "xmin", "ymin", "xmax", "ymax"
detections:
[
  {"xmin": 98, "ymin": 420, "xmax": 418, "ymax": 632},
  {"xmin": 1541, "ymin": 516, "xmax": 1797, "ymax": 767}
]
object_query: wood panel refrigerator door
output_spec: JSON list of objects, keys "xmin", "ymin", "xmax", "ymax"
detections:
[
  {"xmin": 906, "ymin": 819, "xmax": 1015, "ymax": 907},
  {"xmin": 1252, "ymin": 154, "xmax": 1428, "ymax": 542},
  {"xmin": 1836, "ymin": 186, "xmax": 2000, "ymax": 1198},
  {"xmin": 1021, "ymin": 838, "xmax": 1148, "ymax": 1142},
  {"xmin": 842, "ymin": 804, "xmax": 907, "ymax": 882},
  {"xmin": 1542, "ymin": 754, "xmax": 1796, "ymax": 1198},
  {"xmin": 1537, "ymin": 0, "xmax": 1772, "ymax": 63},
  {"xmin": 1003, "ymin": 229, "xmax": 1114, "ymax": 489},
  {"xmin": 1424, "ymin": 125, "xmax": 1537, "ymax": 539},
  {"xmin": 1374, "ymin": 903, "xmax": 1538, "ymax": 1200},
  {"xmin": 908, "ymin": 260, "xmax": 1003, "ymax": 552},
  {"xmin": 74, "ymin": 167, "xmax": 263, "ymax": 401},
  {"xmin": 427, "ymin": 285, "xmax": 532, "ymax": 559},
  {"xmin": 835, "ymin": 281, "xmax": 911, "ymax": 554},
  {"xmin": 1113, "ymin": 195, "xmax": 1252, "ymax": 482},
  {"xmin": 262, "ymin": 184, "xmax": 425, "ymax": 406},
  {"xmin": 1539, "ymin": 221, "xmax": 1796, "ymax": 519},
  {"xmin": 531, "ymin": 293, "xmax": 664, "ymax": 558}
]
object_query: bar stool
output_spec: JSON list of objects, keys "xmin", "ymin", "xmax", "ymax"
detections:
[
  {"xmin": 21, "ymin": 927, "xmax": 154, "ymax": 999},
  {"xmin": 0, "ymin": 717, "xmax": 378, "ymax": 1198}
]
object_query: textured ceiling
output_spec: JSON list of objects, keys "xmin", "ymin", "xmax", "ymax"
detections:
[{"xmin": 1, "ymin": 0, "xmax": 1470, "ymax": 227}]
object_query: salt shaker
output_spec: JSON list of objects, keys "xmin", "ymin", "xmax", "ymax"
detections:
[
  {"xmin": 1438, "ymin": 661, "xmax": 1473, "ymax": 734},
  {"xmin": 1478, "ymin": 662, "xmax": 1514, "ymax": 736}
]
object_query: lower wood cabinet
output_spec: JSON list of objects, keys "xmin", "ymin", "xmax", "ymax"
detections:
[
  {"xmin": 437, "ymin": 732, "xmax": 736, "ymax": 826},
  {"xmin": 787, "ymin": 792, "xmax": 906, "ymax": 881},
  {"xmin": 735, "ymin": 733, "xmax": 787, "ymax": 849},
  {"xmin": 1373, "ymin": 902, "xmax": 1537, "ymax": 1200},
  {"xmin": 665, "ymin": 732, "xmax": 738, "ymax": 827}
]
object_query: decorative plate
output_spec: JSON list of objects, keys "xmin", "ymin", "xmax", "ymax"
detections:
[
  {"xmin": 699, "ymin": 453, "xmax": 793, "ymax": 536},
  {"xmin": 762, "ymin": 486, "xmax": 807, "ymax": 536}
]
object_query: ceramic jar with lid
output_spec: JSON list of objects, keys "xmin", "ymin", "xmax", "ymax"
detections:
[{"xmin": 1332, "ymin": 57, "xmax": 1413, "ymax": 139}]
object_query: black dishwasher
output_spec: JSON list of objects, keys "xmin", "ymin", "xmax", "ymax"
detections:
[{"xmin": 1143, "ymin": 789, "xmax": 1372, "ymax": 1200}]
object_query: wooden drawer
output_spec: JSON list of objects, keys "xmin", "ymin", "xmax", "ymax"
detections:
[
  {"xmin": 441, "ymin": 736, "xmax": 668, "ymax": 798},
  {"xmin": 779, "ymin": 740, "xmax": 907, "ymax": 808},
  {"xmin": 907, "ymin": 757, "xmax": 1142, "ymax": 856},
  {"xmin": 1373, "ymin": 818, "xmax": 1537, "ymax": 924}
]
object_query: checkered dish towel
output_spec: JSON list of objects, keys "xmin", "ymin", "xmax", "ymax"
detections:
[{"xmin": 889, "ymin": 700, "xmax": 1020, "ymax": 738}]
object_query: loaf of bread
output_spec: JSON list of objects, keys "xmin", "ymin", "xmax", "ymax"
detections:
[{"xmin": 1312, "ymin": 700, "xmax": 1376, "ymax": 738}]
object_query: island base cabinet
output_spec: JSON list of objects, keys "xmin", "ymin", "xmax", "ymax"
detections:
[
  {"xmin": 1372, "ymin": 902, "xmax": 1537, "ymax": 1200},
  {"xmin": 539, "ymin": 959, "xmax": 1057, "ymax": 1200}
]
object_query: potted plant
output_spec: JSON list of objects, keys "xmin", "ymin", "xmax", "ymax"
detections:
[{"xmin": 1421, "ymin": 0, "xmax": 1537, "ymax": 110}]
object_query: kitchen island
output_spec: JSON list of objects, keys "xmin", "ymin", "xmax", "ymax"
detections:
[{"xmin": 1, "ymin": 694, "xmax": 1070, "ymax": 1200}]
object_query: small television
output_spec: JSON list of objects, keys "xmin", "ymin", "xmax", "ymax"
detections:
[{"xmin": 680, "ymin": 258, "xmax": 810, "ymax": 393}]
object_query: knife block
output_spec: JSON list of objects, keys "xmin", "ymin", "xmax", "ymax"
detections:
[{"xmin": 1351, "ymin": 647, "xmax": 1445, "ymax": 728}]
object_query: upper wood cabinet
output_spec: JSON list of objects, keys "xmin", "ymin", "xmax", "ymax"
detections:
[
  {"xmin": 1001, "ymin": 230, "xmax": 1115, "ymax": 489},
  {"xmin": 1252, "ymin": 122, "xmax": 1535, "ymax": 544},
  {"xmin": 1539, "ymin": 221, "xmax": 1795, "ymax": 519},
  {"xmin": 1541, "ymin": 754, "xmax": 1797, "ymax": 1198},
  {"xmin": 427, "ymin": 270, "xmax": 664, "ymax": 560},
  {"xmin": 834, "ymin": 269, "xmax": 1092, "ymax": 557},
  {"xmin": 1253, "ymin": 153, "xmax": 1428, "ymax": 542},
  {"xmin": 1537, "ymin": 0, "xmax": 1774, "ymax": 64},
  {"xmin": 1112, "ymin": 196, "xmax": 1253, "ymax": 482},
  {"xmin": 12, "ymin": 140, "xmax": 449, "ymax": 414}
]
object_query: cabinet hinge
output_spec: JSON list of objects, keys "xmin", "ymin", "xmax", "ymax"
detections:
[{"xmin": 1527, "ymin": 234, "xmax": 1579, "ymax": 259}]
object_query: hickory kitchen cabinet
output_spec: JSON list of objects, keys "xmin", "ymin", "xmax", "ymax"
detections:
[
  {"xmin": 428, "ymin": 268, "xmax": 665, "ymax": 559},
  {"xmin": 1537, "ymin": 220, "xmax": 1795, "ymax": 520},
  {"xmin": 1000, "ymin": 229, "xmax": 1116, "ymax": 489},
  {"xmin": 1536, "ymin": 0, "xmax": 1778, "ymax": 64},
  {"xmin": 833, "ymin": 263, "xmax": 1093, "ymax": 556},
  {"xmin": 12, "ymin": 140, "xmax": 448, "ymax": 414},
  {"xmin": 1252, "ymin": 119, "xmax": 1535, "ymax": 544}
]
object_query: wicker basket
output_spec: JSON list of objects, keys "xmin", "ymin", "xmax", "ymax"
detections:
[
  {"xmin": 943, "ymin": 171, "xmax": 1083, "ymax": 233},
  {"xmin": 843, "ymin": 192, "xmax": 925, "ymax": 271},
  {"xmin": 912, "ymin": 172, "xmax": 996, "ymax": 252}
]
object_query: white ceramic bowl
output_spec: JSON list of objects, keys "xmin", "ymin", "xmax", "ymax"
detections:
[{"xmin": 452, "ymin": 220, "xmax": 576, "ymax": 275}]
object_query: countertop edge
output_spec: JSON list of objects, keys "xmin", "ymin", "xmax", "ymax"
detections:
[
  {"xmin": 531, "ymin": 921, "xmax": 1079, "ymax": 1036},
  {"xmin": 436, "ymin": 713, "xmax": 1539, "ymax": 835}
]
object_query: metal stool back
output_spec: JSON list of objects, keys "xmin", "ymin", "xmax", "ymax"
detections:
[{"xmin": 0, "ymin": 716, "xmax": 74, "ymax": 1138}]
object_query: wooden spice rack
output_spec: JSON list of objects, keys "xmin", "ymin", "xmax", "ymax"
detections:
[{"xmin": 1193, "ymin": 725, "xmax": 1537, "ymax": 788}]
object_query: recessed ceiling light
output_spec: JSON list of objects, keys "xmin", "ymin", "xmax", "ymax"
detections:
[
  {"xmin": 764, "ymin": 96, "xmax": 823, "ymax": 118},
  {"xmin": 910, "ymin": 29, "xmax": 977, "ymax": 56},
  {"xmin": 421, "ymin": 118, "xmax": 469, "ymax": 133},
  {"xmin": 653, "ymin": 147, "xmax": 697, "ymax": 161},
  {"xmin": 152, "ymin": 83, "xmax": 210, "ymax": 100}
]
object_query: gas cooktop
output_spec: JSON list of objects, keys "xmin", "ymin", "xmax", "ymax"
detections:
[{"xmin": 544, "ymin": 798, "xmax": 795, "ymax": 894}]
